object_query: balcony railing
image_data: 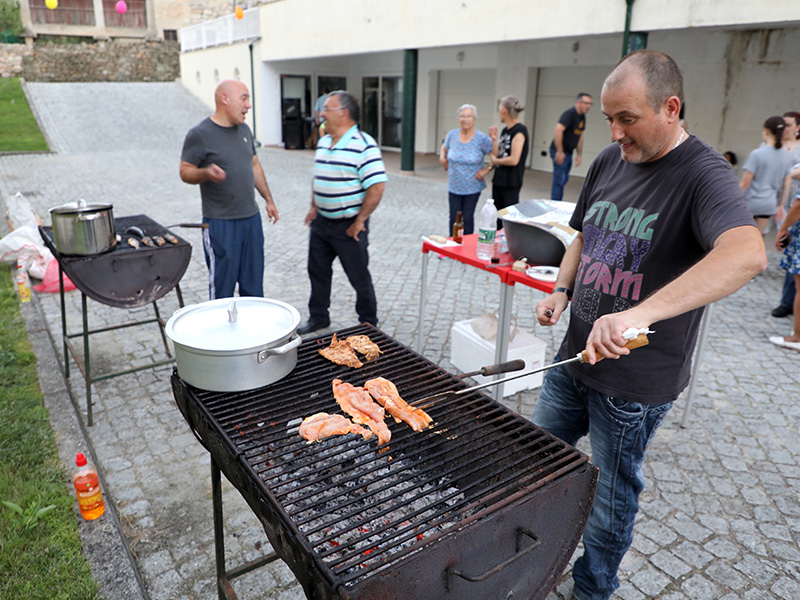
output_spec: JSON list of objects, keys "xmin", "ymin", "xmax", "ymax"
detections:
[{"xmin": 180, "ymin": 8, "xmax": 260, "ymax": 52}]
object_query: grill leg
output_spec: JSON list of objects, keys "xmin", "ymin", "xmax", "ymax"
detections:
[
  {"xmin": 152, "ymin": 300, "xmax": 171, "ymax": 358},
  {"xmin": 81, "ymin": 293, "xmax": 93, "ymax": 427},
  {"xmin": 210, "ymin": 457, "xmax": 280, "ymax": 600},
  {"xmin": 212, "ymin": 457, "xmax": 236, "ymax": 600},
  {"xmin": 59, "ymin": 263, "xmax": 69, "ymax": 378}
]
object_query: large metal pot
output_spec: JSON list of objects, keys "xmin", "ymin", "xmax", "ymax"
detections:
[
  {"xmin": 166, "ymin": 297, "xmax": 302, "ymax": 392},
  {"xmin": 50, "ymin": 199, "xmax": 116, "ymax": 256}
]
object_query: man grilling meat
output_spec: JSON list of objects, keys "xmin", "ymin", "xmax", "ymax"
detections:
[{"xmin": 534, "ymin": 50, "xmax": 766, "ymax": 600}]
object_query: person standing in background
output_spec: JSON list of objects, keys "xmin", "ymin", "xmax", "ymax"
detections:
[
  {"xmin": 180, "ymin": 79, "xmax": 279, "ymax": 300},
  {"xmin": 299, "ymin": 91, "xmax": 387, "ymax": 335},
  {"xmin": 489, "ymin": 96, "xmax": 529, "ymax": 224},
  {"xmin": 549, "ymin": 93, "xmax": 593, "ymax": 201},
  {"xmin": 771, "ymin": 111, "xmax": 800, "ymax": 319},
  {"xmin": 439, "ymin": 103, "xmax": 495, "ymax": 235},
  {"xmin": 739, "ymin": 116, "xmax": 793, "ymax": 234}
]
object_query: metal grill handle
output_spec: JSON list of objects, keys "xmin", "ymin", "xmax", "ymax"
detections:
[{"xmin": 445, "ymin": 528, "xmax": 541, "ymax": 589}]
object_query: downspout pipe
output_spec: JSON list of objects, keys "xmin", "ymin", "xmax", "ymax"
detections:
[{"xmin": 622, "ymin": 0, "xmax": 635, "ymax": 57}]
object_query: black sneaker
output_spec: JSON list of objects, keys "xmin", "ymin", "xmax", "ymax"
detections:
[
  {"xmin": 297, "ymin": 319, "xmax": 331, "ymax": 335},
  {"xmin": 771, "ymin": 305, "xmax": 793, "ymax": 318}
]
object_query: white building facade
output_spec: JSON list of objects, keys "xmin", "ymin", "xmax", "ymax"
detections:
[{"xmin": 180, "ymin": 0, "xmax": 800, "ymax": 177}]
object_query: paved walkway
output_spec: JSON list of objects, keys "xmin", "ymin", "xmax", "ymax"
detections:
[{"xmin": 1, "ymin": 82, "xmax": 799, "ymax": 600}]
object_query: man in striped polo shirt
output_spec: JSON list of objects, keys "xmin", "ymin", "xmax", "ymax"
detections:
[{"xmin": 298, "ymin": 91, "xmax": 387, "ymax": 335}]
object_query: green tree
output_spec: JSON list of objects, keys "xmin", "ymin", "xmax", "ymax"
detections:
[{"xmin": 0, "ymin": 0, "xmax": 24, "ymax": 42}]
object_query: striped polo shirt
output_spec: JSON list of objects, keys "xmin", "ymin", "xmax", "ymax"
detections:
[{"xmin": 312, "ymin": 125, "xmax": 387, "ymax": 219}]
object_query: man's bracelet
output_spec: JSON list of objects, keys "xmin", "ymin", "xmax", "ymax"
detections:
[{"xmin": 553, "ymin": 287, "xmax": 573, "ymax": 301}]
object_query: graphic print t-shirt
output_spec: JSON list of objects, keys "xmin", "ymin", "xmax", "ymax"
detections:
[{"xmin": 561, "ymin": 136, "xmax": 755, "ymax": 404}]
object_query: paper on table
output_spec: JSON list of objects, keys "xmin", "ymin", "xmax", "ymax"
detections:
[
  {"xmin": 421, "ymin": 235, "xmax": 460, "ymax": 248},
  {"xmin": 526, "ymin": 265, "xmax": 559, "ymax": 283}
]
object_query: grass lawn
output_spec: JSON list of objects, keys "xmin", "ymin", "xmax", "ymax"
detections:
[
  {"xmin": 0, "ymin": 263, "xmax": 99, "ymax": 599},
  {"xmin": 0, "ymin": 78, "xmax": 49, "ymax": 152}
]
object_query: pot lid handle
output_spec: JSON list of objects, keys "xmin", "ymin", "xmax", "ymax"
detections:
[
  {"xmin": 77, "ymin": 198, "xmax": 86, "ymax": 208},
  {"xmin": 227, "ymin": 300, "xmax": 238, "ymax": 323}
]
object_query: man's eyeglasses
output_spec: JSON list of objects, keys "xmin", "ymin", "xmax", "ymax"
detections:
[{"xmin": 323, "ymin": 106, "xmax": 346, "ymax": 112}]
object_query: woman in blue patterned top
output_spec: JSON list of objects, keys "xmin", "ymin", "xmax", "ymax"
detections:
[{"xmin": 439, "ymin": 104, "xmax": 495, "ymax": 235}]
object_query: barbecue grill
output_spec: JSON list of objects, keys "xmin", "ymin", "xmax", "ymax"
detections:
[
  {"xmin": 41, "ymin": 214, "xmax": 191, "ymax": 425},
  {"xmin": 172, "ymin": 324, "xmax": 598, "ymax": 600}
]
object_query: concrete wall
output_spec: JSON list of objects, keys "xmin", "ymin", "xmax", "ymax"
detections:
[{"xmin": 254, "ymin": 0, "xmax": 800, "ymax": 60}]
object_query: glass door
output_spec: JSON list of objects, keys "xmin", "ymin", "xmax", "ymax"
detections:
[{"xmin": 362, "ymin": 76, "xmax": 402, "ymax": 149}]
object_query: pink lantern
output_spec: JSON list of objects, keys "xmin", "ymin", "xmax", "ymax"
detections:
[{"xmin": 115, "ymin": 0, "xmax": 127, "ymax": 15}]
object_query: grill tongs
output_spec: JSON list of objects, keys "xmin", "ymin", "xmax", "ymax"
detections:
[{"xmin": 413, "ymin": 333, "xmax": 649, "ymax": 409}]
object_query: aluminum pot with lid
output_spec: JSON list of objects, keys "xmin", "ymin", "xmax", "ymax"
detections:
[
  {"xmin": 166, "ymin": 297, "xmax": 302, "ymax": 392},
  {"xmin": 50, "ymin": 199, "xmax": 116, "ymax": 256}
]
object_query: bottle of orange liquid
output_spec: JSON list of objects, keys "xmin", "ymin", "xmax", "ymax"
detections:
[{"xmin": 73, "ymin": 452, "xmax": 105, "ymax": 520}]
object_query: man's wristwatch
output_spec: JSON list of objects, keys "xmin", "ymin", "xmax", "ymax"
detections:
[{"xmin": 553, "ymin": 287, "xmax": 573, "ymax": 301}]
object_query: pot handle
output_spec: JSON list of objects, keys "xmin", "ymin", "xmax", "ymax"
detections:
[{"xmin": 257, "ymin": 335, "xmax": 302, "ymax": 363}]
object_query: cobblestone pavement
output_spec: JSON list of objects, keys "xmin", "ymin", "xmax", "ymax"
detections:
[{"xmin": 2, "ymin": 82, "xmax": 799, "ymax": 600}]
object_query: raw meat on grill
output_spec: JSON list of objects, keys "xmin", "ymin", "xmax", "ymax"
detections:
[
  {"xmin": 319, "ymin": 333, "xmax": 363, "ymax": 368},
  {"xmin": 345, "ymin": 335, "xmax": 383, "ymax": 361},
  {"xmin": 332, "ymin": 379, "xmax": 391, "ymax": 445},
  {"xmin": 298, "ymin": 412, "xmax": 373, "ymax": 443},
  {"xmin": 364, "ymin": 377, "xmax": 433, "ymax": 432}
]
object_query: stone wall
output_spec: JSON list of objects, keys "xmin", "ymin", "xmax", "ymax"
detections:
[
  {"xmin": 0, "ymin": 43, "xmax": 31, "ymax": 78},
  {"xmin": 0, "ymin": 39, "xmax": 179, "ymax": 81}
]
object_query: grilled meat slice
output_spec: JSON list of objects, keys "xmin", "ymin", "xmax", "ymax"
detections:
[
  {"xmin": 332, "ymin": 379, "xmax": 391, "ymax": 445},
  {"xmin": 298, "ymin": 412, "xmax": 372, "ymax": 443},
  {"xmin": 345, "ymin": 335, "xmax": 383, "ymax": 361},
  {"xmin": 319, "ymin": 333, "xmax": 363, "ymax": 368},
  {"xmin": 364, "ymin": 377, "xmax": 433, "ymax": 432}
]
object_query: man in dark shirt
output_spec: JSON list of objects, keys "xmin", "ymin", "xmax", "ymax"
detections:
[
  {"xmin": 549, "ymin": 92, "xmax": 592, "ymax": 200},
  {"xmin": 180, "ymin": 79, "xmax": 279, "ymax": 299},
  {"xmin": 535, "ymin": 51, "xmax": 765, "ymax": 600}
]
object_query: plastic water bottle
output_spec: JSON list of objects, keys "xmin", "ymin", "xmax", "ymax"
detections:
[
  {"xmin": 476, "ymin": 198, "xmax": 498, "ymax": 261},
  {"xmin": 73, "ymin": 452, "xmax": 105, "ymax": 520}
]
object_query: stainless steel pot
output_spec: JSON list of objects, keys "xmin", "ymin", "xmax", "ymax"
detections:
[
  {"xmin": 50, "ymin": 199, "xmax": 116, "ymax": 256},
  {"xmin": 166, "ymin": 297, "xmax": 302, "ymax": 392}
]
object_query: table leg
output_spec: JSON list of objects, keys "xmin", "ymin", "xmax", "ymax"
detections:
[
  {"xmin": 492, "ymin": 282, "xmax": 514, "ymax": 402},
  {"xmin": 417, "ymin": 251, "xmax": 430, "ymax": 352},
  {"xmin": 681, "ymin": 302, "xmax": 713, "ymax": 428}
]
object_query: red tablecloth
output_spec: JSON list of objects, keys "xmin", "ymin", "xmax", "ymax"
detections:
[{"xmin": 421, "ymin": 233, "xmax": 556, "ymax": 294}]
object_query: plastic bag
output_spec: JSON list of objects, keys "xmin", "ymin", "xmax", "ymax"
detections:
[
  {"xmin": 0, "ymin": 226, "xmax": 53, "ymax": 279},
  {"xmin": 34, "ymin": 257, "xmax": 76, "ymax": 293},
  {"xmin": 470, "ymin": 310, "xmax": 518, "ymax": 343},
  {"xmin": 5, "ymin": 192, "xmax": 42, "ymax": 231}
]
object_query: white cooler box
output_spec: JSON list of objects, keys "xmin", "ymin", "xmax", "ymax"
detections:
[{"xmin": 450, "ymin": 318, "xmax": 547, "ymax": 397}]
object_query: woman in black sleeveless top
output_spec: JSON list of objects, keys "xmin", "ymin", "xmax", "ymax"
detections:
[{"xmin": 489, "ymin": 95, "xmax": 529, "ymax": 227}]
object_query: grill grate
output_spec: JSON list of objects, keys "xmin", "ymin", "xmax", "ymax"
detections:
[{"xmin": 178, "ymin": 324, "xmax": 589, "ymax": 592}]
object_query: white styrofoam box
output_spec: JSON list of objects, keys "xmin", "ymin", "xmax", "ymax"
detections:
[{"xmin": 450, "ymin": 318, "xmax": 547, "ymax": 397}]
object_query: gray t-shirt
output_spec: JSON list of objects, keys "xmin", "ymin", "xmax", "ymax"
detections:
[
  {"xmin": 742, "ymin": 145, "xmax": 794, "ymax": 216},
  {"xmin": 181, "ymin": 117, "xmax": 258, "ymax": 220}
]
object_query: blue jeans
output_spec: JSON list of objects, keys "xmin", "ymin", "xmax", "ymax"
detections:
[
  {"xmin": 779, "ymin": 269, "xmax": 796, "ymax": 310},
  {"xmin": 550, "ymin": 147, "xmax": 573, "ymax": 201},
  {"xmin": 532, "ymin": 358, "xmax": 673, "ymax": 600}
]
